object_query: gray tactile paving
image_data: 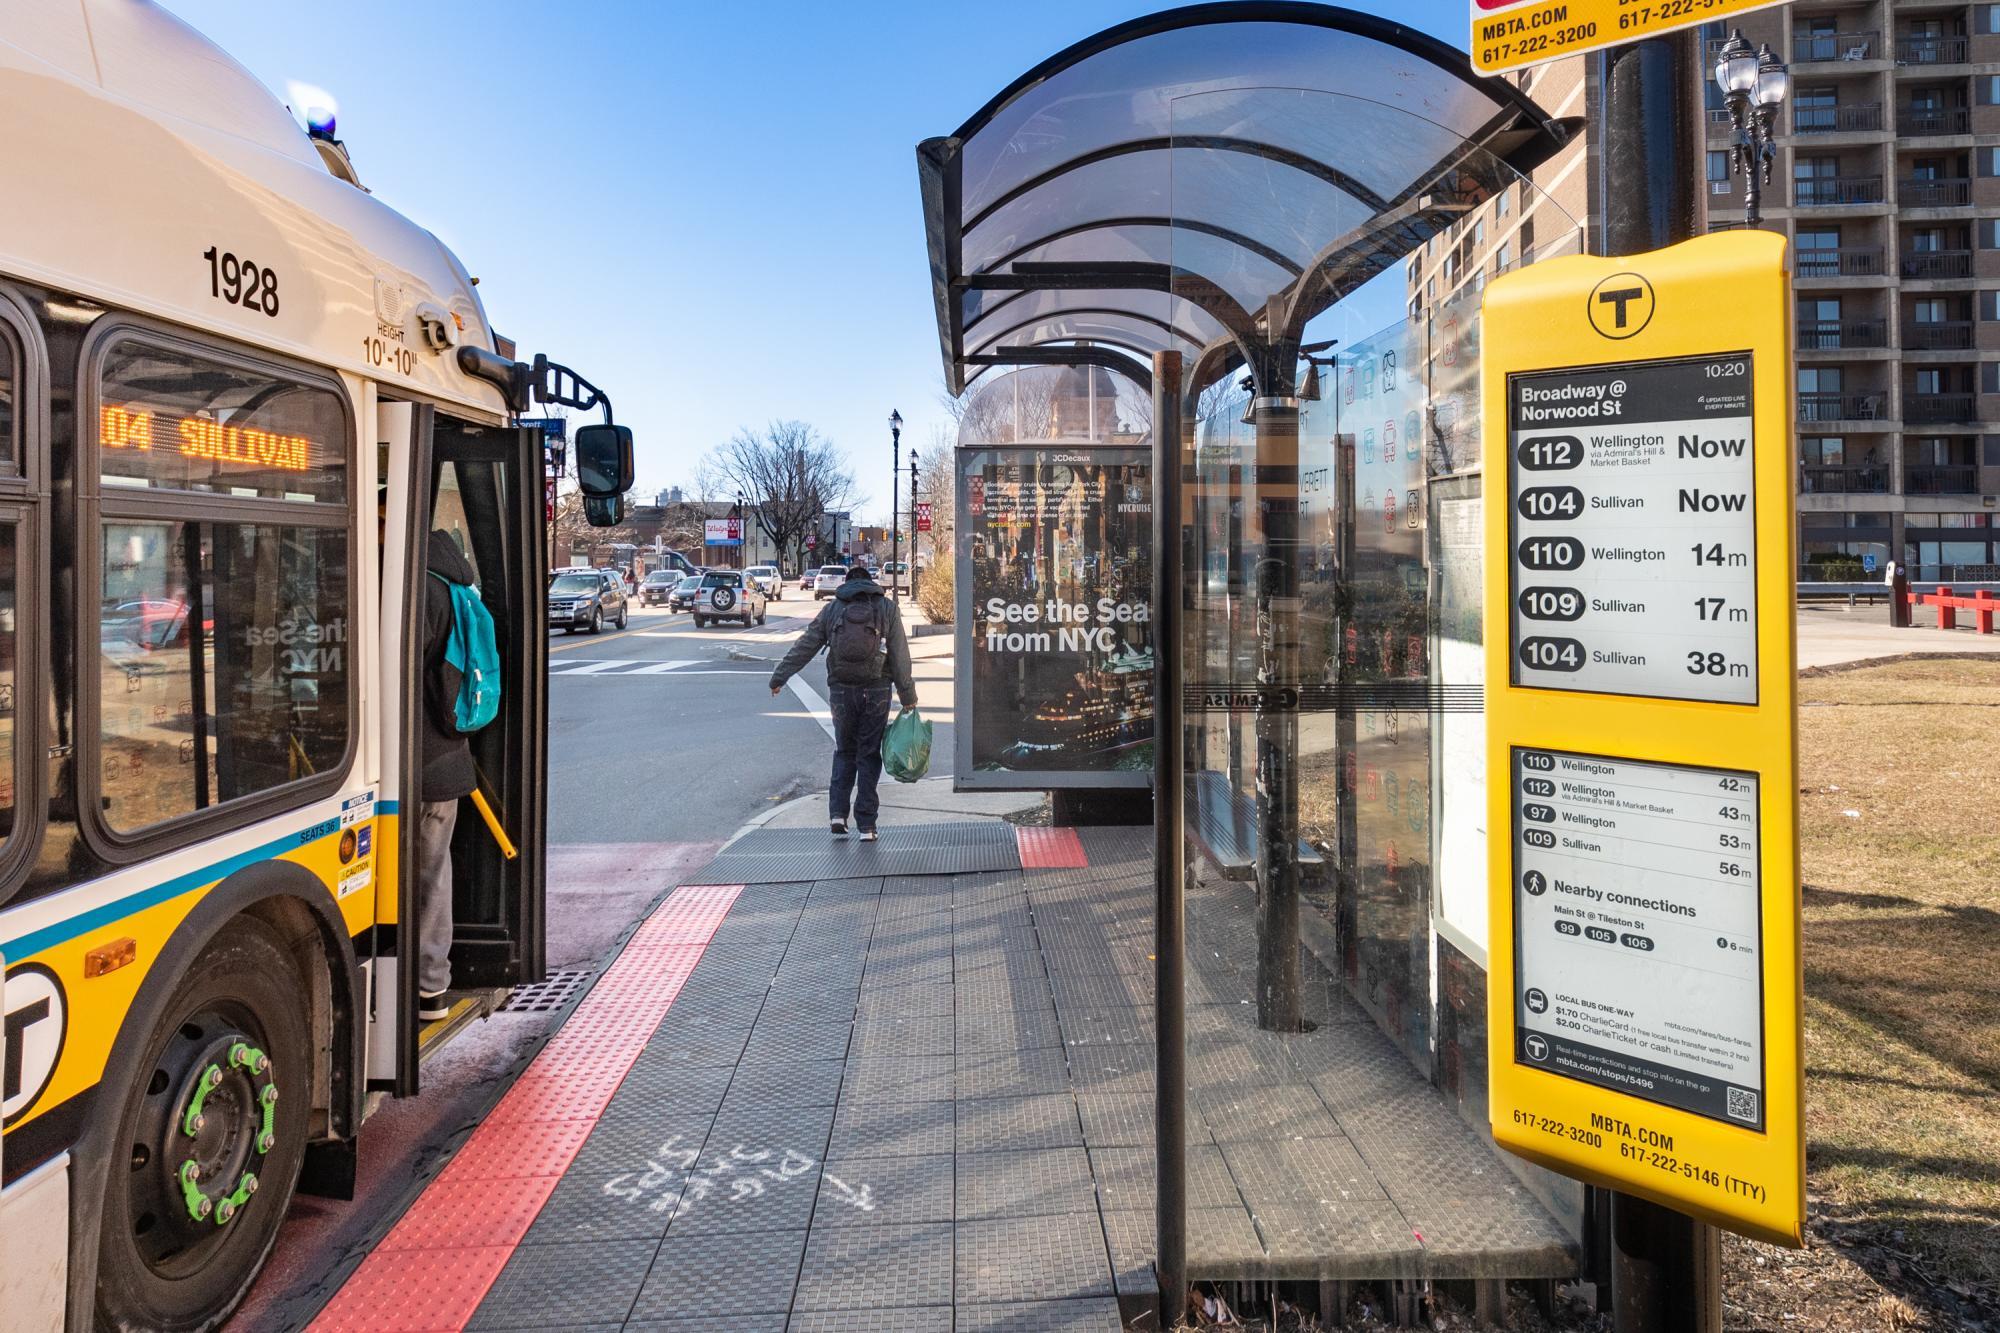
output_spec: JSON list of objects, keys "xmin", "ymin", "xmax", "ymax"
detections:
[
  {"xmin": 855, "ymin": 981, "xmax": 956, "ymax": 1018},
  {"xmin": 691, "ymin": 823, "xmax": 1021, "ymax": 885},
  {"xmin": 1098, "ymin": 1209, "xmax": 1162, "ymax": 1295},
  {"xmin": 957, "ymin": 1147, "xmax": 1099, "ymax": 1219},
  {"xmin": 787, "ymin": 1310, "xmax": 952, "ymax": 1333},
  {"xmin": 830, "ymin": 1097, "xmax": 956, "ymax": 1158},
  {"xmin": 1185, "ymin": 1204, "xmax": 1276, "ymax": 1268},
  {"xmin": 1250, "ymin": 1200, "xmax": 1423, "ymax": 1277},
  {"xmin": 1398, "ymin": 1196, "xmax": 1578, "ymax": 1278},
  {"xmin": 1064, "ymin": 1044, "xmax": 1154, "ymax": 1097},
  {"xmin": 762, "ymin": 986, "xmax": 861, "ymax": 1024},
  {"xmin": 626, "ymin": 1320, "xmax": 785, "ymax": 1333},
  {"xmin": 1196, "ymin": 1083, "xmax": 1345, "ymax": 1143},
  {"xmin": 956, "ymin": 1094, "xmax": 1084, "ymax": 1152},
  {"xmin": 1057, "ymin": 1005, "xmax": 1154, "ymax": 1048},
  {"xmin": 956, "ymin": 1048, "xmax": 1071, "ymax": 1099},
  {"xmin": 522, "ymin": 1169, "xmax": 676, "ymax": 1245},
  {"xmin": 663, "ymin": 1143, "xmax": 824, "ymax": 1235},
  {"xmin": 1074, "ymin": 1092, "xmax": 1199, "ymax": 1148},
  {"xmin": 793, "ymin": 1222, "xmax": 954, "ymax": 1310},
  {"xmin": 956, "ymin": 1298, "xmax": 1126, "ymax": 1331},
  {"xmin": 956, "ymin": 1214, "xmax": 1114, "ymax": 1303},
  {"xmin": 812, "ymin": 1152, "xmax": 954, "ymax": 1227},
  {"xmin": 467, "ymin": 1238, "xmax": 654, "ymax": 1329},
  {"xmin": 851, "ymin": 1013, "xmax": 956, "ymax": 1057},
  {"xmin": 629, "ymin": 1229, "xmax": 807, "ymax": 1318},
  {"xmin": 704, "ymin": 1102, "xmax": 836, "ymax": 1158},
  {"xmin": 842, "ymin": 1055, "xmax": 955, "ymax": 1102},
  {"xmin": 1220, "ymin": 1134, "xmax": 1386, "ymax": 1206},
  {"xmin": 721, "ymin": 1058, "xmax": 847, "ymax": 1110},
  {"xmin": 1089, "ymin": 1144, "xmax": 1242, "ymax": 1211},
  {"xmin": 740, "ymin": 1019, "xmax": 854, "ymax": 1064},
  {"xmin": 600, "ymin": 1064, "xmax": 734, "ymax": 1120},
  {"xmin": 957, "ymin": 1008, "xmax": 1064, "ymax": 1052},
  {"xmin": 570, "ymin": 1115, "xmax": 716, "ymax": 1174}
]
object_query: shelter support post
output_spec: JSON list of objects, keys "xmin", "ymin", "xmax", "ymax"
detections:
[
  {"xmin": 1152, "ymin": 350, "xmax": 1187, "ymax": 1332},
  {"xmin": 1594, "ymin": 29, "xmax": 1722, "ymax": 1333},
  {"xmin": 1253, "ymin": 394, "xmax": 1304, "ymax": 1033}
]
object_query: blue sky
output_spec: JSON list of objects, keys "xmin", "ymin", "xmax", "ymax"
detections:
[{"xmin": 165, "ymin": 0, "xmax": 1467, "ymax": 519}]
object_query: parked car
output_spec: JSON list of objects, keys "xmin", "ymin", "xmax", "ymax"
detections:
[
  {"xmin": 745, "ymin": 564, "xmax": 783, "ymax": 600},
  {"xmin": 667, "ymin": 574, "xmax": 703, "ymax": 612},
  {"xmin": 691, "ymin": 570, "xmax": 767, "ymax": 628},
  {"xmin": 548, "ymin": 568, "xmax": 627, "ymax": 634},
  {"xmin": 638, "ymin": 570, "xmax": 680, "ymax": 606},
  {"xmin": 812, "ymin": 564, "xmax": 850, "ymax": 599}
]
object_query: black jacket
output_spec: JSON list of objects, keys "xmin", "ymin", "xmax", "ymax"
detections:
[
  {"xmin": 769, "ymin": 576, "xmax": 917, "ymax": 707},
  {"xmin": 421, "ymin": 530, "xmax": 480, "ymax": 803}
]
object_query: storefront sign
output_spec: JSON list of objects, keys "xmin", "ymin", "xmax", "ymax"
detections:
[{"xmin": 1482, "ymin": 231, "xmax": 1803, "ymax": 1247}]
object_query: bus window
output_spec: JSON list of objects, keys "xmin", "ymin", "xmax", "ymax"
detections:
[
  {"xmin": 97, "ymin": 522, "xmax": 349, "ymax": 831},
  {"xmin": 88, "ymin": 331, "xmax": 352, "ymax": 839},
  {"xmin": 0, "ymin": 524, "xmax": 17, "ymax": 845},
  {"xmin": 0, "ymin": 319, "xmax": 16, "ymax": 471}
]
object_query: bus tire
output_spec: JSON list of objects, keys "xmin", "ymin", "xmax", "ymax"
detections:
[{"xmin": 94, "ymin": 916, "xmax": 311, "ymax": 1333}]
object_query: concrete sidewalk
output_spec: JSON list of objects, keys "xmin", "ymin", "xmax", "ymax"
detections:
[{"xmin": 1797, "ymin": 603, "xmax": 2000, "ymax": 670}]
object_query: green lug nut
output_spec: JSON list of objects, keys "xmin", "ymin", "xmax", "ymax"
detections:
[
  {"xmin": 244, "ymin": 1173, "xmax": 259, "ymax": 1195},
  {"xmin": 205, "ymin": 1066, "xmax": 222, "ymax": 1088},
  {"xmin": 261, "ymin": 1085, "xmax": 278, "ymax": 1106},
  {"xmin": 257, "ymin": 1131, "xmax": 274, "ymax": 1153},
  {"xmin": 215, "ymin": 1199, "xmax": 235, "ymax": 1224},
  {"xmin": 212, "ymin": 1171, "xmax": 257, "ymax": 1226},
  {"xmin": 178, "ymin": 1160, "xmax": 211, "ymax": 1222},
  {"xmin": 183, "ymin": 1062, "xmax": 225, "ymax": 1137}
]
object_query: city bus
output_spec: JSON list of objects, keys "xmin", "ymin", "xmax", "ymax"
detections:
[{"xmin": 0, "ymin": 7, "xmax": 610, "ymax": 1328}]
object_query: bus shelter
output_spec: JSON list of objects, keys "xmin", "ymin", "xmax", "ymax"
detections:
[{"xmin": 917, "ymin": 3, "xmax": 1592, "ymax": 1315}]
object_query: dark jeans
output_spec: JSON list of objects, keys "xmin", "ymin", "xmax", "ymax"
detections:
[{"xmin": 828, "ymin": 681, "xmax": 893, "ymax": 828}]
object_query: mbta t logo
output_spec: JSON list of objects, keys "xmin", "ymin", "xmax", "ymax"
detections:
[{"xmin": 1588, "ymin": 272, "xmax": 1657, "ymax": 339}]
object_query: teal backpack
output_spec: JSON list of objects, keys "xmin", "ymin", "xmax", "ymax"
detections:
[{"xmin": 430, "ymin": 573, "xmax": 501, "ymax": 732}]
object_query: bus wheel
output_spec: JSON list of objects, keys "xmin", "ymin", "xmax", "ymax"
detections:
[{"xmin": 96, "ymin": 917, "xmax": 311, "ymax": 1333}]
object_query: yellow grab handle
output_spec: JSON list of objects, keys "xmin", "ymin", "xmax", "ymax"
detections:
[{"xmin": 468, "ymin": 787, "xmax": 518, "ymax": 860}]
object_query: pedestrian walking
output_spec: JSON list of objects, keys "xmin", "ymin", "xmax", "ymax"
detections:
[{"xmin": 769, "ymin": 564, "xmax": 918, "ymax": 841}]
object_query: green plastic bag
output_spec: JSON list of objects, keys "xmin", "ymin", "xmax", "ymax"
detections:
[{"xmin": 883, "ymin": 707, "xmax": 932, "ymax": 783}]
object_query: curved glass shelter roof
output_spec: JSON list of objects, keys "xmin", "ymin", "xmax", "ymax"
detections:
[{"xmin": 918, "ymin": 2, "xmax": 1577, "ymax": 395}]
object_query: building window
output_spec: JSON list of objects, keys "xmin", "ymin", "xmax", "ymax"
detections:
[
  {"xmin": 1984, "ymin": 362, "xmax": 2000, "ymax": 395},
  {"xmin": 1498, "ymin": 189, "xmax": 1511, "ymax": 218},
  {"xmin": 1916, "ymin": 368, "xmax": 1946, "ymax": 395},
  {"xmin": 1708, "ymin": 150, "xmax": 1730, "ymax": 183},
  {"xmin": 1982, "ymin": 290, "xmax": 2000, "ymax": 321},
  {"xmin": 1801, "ymin": 436, "xmax": 1846, "ymax": 464},
  {"xmin": 1982, "ymin": 75, "xmax": 2000, "ymax": 106},
  {"xmin": 1913, "ymin": 298, "xmax": 1948, "ymax": 324},
  {"xmin": 1799, "ymin": 366, "xmax": 1844, "ymax": 393},
  {"xmin": 1473, "ymin": 218, "xmax": 1486, "ymax": 247}
]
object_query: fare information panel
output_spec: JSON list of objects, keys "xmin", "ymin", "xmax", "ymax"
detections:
[
  {"xmin": 1513, "ymin": 747, "xmax": 1764, "ymax": 1128},
  {"xmin": 1509, "ymin": 354, "xmax": 1758, "ymax": 704}
]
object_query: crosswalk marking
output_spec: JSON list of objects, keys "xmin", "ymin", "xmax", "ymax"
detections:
[{"xmin": 547, "ymin": 658, "xmax": 765, "ymax": 680}]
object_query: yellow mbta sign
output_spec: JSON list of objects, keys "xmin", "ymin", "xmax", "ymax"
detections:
[
  {"xmin": 1471, "ymin": 0, "xmax": 1787, "ymax": 74},
  {"xmin": 1481, "ymin": 232, "xmax": 1805, "ymax": 1247}
]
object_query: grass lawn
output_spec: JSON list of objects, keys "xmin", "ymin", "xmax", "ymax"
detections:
[{"xmin": 1793, "ymin": 657, "xmax": 2000, "ymax": 1309}]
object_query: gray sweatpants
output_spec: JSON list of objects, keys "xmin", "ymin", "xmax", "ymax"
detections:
[{"xmin": 417, "ymin": 799, "xmax": 459, "ymax": 995}]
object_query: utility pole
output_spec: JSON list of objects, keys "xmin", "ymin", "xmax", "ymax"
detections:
[{"xmin": 1594, "ymin": 30, "xmax": 1724, "ymax": 1333}]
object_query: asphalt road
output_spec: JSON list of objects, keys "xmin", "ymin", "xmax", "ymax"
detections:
[{"xmin": 545, "ymin": 595, "xmax": 844, "ymax": 843}]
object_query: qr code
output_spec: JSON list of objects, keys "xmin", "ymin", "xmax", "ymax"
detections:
[{"xmin": 1725, "ymin": 1086, "xmax": 1759, "ymax": 1123}]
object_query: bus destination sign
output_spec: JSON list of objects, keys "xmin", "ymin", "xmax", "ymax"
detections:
[
  {"xmin": 1508, "ymin": 353, "xmax": 1759, "ymax": 705},
  {"xmin": 1471, "ymin": 0, "xmax": 1787, "ymax": 75}
]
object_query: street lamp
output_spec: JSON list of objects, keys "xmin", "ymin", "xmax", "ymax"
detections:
[
  {"xmin": 888, "ymin": 409, "xmax": 902, "ymax": 604},
  {"xmin": 1714, "ymin": 29, "xmax": 1789, "ymax": 227}
]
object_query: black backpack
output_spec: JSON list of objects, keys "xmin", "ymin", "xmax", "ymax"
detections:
[{"xmin": 827, "ymin": 596, "xmax": 885, "ymax": 686}]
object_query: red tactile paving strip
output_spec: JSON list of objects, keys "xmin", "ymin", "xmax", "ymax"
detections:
[
  {"xmin": 308, "ymin": 883, "xmax": 741, "ymax": 1333},
  {"xmin": 1015, "ymin": 825, "xmax": 1089, "ymax": 869}
]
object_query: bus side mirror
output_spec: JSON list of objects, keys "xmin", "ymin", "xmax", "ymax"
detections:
[
  {"xmin": 583, "ymin": 495, "xmax": 625, "ymax": 527},
  {"xmin": 574, "ymin": 424, "xmax": 634, "ymax": 500}
]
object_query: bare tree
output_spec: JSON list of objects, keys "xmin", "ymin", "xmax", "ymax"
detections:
[
  {"xmin": 702, "ymin": 421, "xmax": 857, "ymax": 573},
  {"xmin": 550, "ymin": 483, "xmax": 639, "ymax": 565}
]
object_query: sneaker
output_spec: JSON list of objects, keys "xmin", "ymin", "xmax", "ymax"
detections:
[
  {"xmin": 830, "ymin": 819, "xmax": 848, "ymax": 837},
  {"xmin": 859, "ymin": 829, "xmax": 878, "ymax": 842},
  {"xmin": 418, "ymin": 992, "xmax": 451, "ymax": 1022}
]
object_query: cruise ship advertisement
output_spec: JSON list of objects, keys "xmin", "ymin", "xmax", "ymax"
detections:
[{"xmin": 960, "ymin": 447, "xmax": 1153, "ymax": 785}]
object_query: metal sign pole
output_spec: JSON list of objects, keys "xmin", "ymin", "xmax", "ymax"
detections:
[
  {"xmin": 1592, "ymin": 32, "xmax": 1724, "ymax": 1333},
  {"xmin": 1151, "ymin": 350, "xmax": 1187, "ymax": 1332}
]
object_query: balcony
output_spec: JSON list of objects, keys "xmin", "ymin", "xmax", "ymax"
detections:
[
  {"xmin": 1799, "ymin": 319, "xmax": 1889, "ymax": 349},
  {"xmin": 1901, "ymin": 177, "xmax": 1972, "ymax": 207},
  {"xmin": 1800, "ymin": 465, "xmax": 1892, "ymax": 494},
  {"xmin": 1899, "ymin": 250, "xmax": 1973, "ymax": 279},
  {"xmin": 1905, "ymin": 464, "xmax": 1979, "ymax": 494},
  {"xmin": 1793, "ymin": 31, "xmax": 1879, "ymax": 62},
  {"xmin": 1907, "ymin": 393, "xmax": 1978, "ymax": 423},
  {"xmin": 1795, "ymin": 176, "xmax": 1887, "ymax": 206},
  {"xmin": 1798, "ymin": 391, "xmax": 1886, "ymax": 422},
  {"xmin": 1796, "ymin": 103, "xmax": 1885, "ymax": 133},
  {"xmin": 1797, "ymin": 246, "xmax": 1885, "ymax": 278},
  {"xmin": 1902, "ymin": 320, "xmax": 1975, "ymax": 350},
  {"xmin": 1900, "ymin": 106, "xmax": 1971, "ymax": 135},
  {"xmin": 1896, "ymin": 35, "xmax": 1970, "ymax": 64}
]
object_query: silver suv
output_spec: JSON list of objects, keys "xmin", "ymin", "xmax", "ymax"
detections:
[{"xmin": 691, "ymin": 570, "xmax": 768, "ymax": 629}]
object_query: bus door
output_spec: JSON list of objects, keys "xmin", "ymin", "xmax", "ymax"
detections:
[{"xmin": 425, "ymin": 418, "xmax": 547, "ymax": 992}]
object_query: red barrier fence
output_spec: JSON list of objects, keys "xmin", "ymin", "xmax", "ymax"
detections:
[{"xmin": 1901, "ymin": 585, "xmax": 2000, "ymax": 633}]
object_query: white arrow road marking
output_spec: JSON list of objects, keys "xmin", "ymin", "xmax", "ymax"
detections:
[
  {"xmin": 822, "ymin": 1174, "xmax": 877, "ymax": 1211},
  {"xmin": 785, "ymin": 675, "xmax": 836, "ymax": 741}
]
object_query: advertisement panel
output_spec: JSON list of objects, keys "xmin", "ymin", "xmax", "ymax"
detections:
[
  {"xmin": 703, "ymin": 517, "xmax": 741, "ymax": 546},
  {"xmin": 954, "ymin": 446, "xmax": 1152, "ymax": 789}
]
